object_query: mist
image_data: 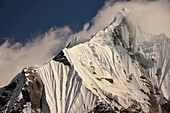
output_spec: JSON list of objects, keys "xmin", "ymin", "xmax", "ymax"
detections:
[{"xmin": 0, "ymin": 0, "xmax": 170, "ymax": 87}]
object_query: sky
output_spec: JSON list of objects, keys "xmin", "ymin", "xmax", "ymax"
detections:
[
  {"xmin": 0, "ymin": 0, "xmax": 170, "ymax": 87},
  {"xmin": 0, "ymin": 0, "xmax": 104, "ymax": 43}
]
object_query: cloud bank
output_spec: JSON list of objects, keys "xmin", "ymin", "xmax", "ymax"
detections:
[
  {"xmin": 0, "ymin": 0, "xmax": 170, "ymax": 86},
  {"xmin": 0, "ymin": 27, "xmax": 71, "ymax": 86}
]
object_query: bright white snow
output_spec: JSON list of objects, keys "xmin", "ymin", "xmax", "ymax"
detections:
[{"xmin": 35, "ymin": 8, "xmax": 170, "ymax": 113}]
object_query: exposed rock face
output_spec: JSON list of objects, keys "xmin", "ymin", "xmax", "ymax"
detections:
[
  {"xmin": 0, "ymin": 68, "xmax": 50, "ymax": 113},
  {"xmin": 1, "ymin": 9, "xmax": 170, "ymax": 113},
  {"xmin": 53, "ymin": 50, "xmax": 71, "ymax": 66}
]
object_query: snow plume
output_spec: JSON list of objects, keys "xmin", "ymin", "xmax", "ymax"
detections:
[
  {"xmin": 73, "ymin": 0, "xmax": 170, "ymax": 43},
  {"xmin": 0, "ymin": 0, "xmax": 170, "ymax": 86},
  {"xmin": 104, "ymin": 0, "xmax": 170, "ymax": 37}
]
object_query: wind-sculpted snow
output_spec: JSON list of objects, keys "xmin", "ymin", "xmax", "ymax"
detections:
[
  {"xmin": 62, "ymin": 8, "xmax": 170, "ymax": 112},
  {"xmin": 63, "ymin": 21, "xmax": 151, "ymax": 112},
  {"xmin": 133, "ymin": 32, "xmax": 170, "ymax": 104},
  {"xmin": 38, "ymin": 61, "xmax": 99, "ymax": 113},
  {"xmin": 1, "ymin": 8, "xmax": 170, "ymax": 113}
]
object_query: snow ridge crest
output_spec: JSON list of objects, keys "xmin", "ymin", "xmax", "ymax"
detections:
[{"xmin": 1, "ymin": 8, "xmax": 170, "ymax": 113}]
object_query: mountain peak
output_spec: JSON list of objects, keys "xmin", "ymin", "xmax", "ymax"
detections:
[{"xmin": 1, "ymin": 9, "xmax": 170, "ymax": 113}]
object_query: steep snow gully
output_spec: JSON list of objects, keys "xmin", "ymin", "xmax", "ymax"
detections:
[{"xmin": 1, "ymin": 8, "xmax": 170, "ymax": 113}]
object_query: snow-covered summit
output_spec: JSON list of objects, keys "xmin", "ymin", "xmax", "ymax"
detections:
[{"xmin": 1, "ymin": 9, "xmax": 170, "ymax": 113}]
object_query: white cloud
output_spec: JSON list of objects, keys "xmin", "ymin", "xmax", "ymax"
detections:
[
  {"xmin": 0, "ymin": 0, "xmax": 170, "ymax": 87},
  {"xmin": 0, "ymin": 27, "xmax": 71, "ymax": 86},
  {"xmin": 83, "ymin": 0, "xmax": 170, "ymax": 37}
]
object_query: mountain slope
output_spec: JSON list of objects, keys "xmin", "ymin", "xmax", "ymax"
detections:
[{"xmin": 1, "ymin": 8, "xmax": 170, "ymax": 113}]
